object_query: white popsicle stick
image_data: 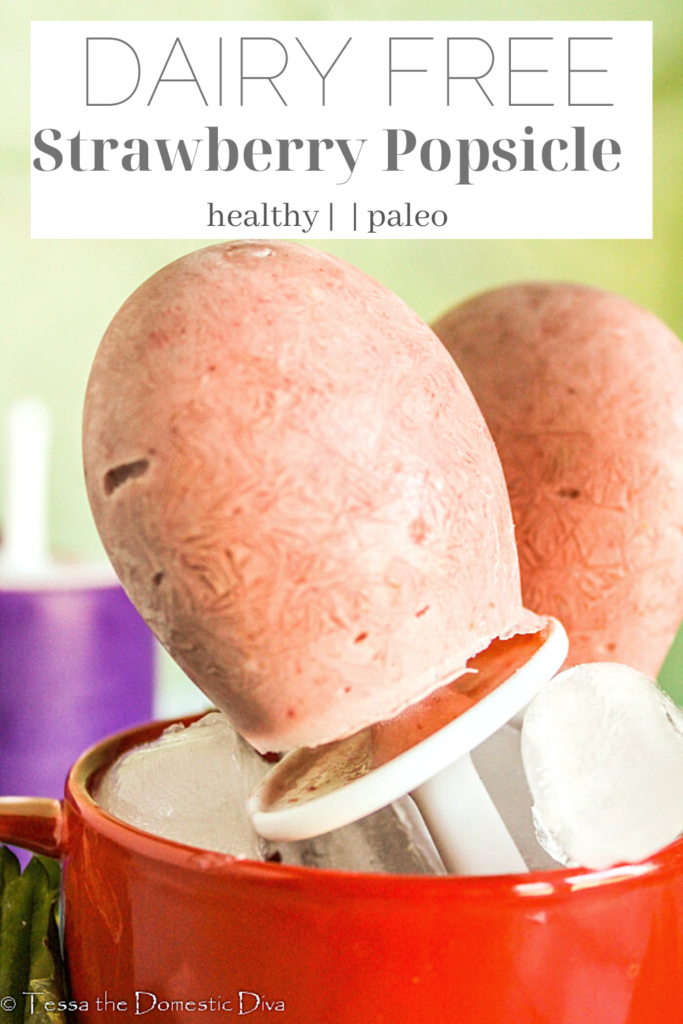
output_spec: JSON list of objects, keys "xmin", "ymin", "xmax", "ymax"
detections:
[
  {"xmin": 411, "ymin": 752, "xmax": 527, "ymax": 875},
  {"xmin": 3, "ymin": 399, "xmax": 53, "ymax": 575},
  {"xmin": 250, "ymin": 617, "xmax": 568, "ymax": 876}
]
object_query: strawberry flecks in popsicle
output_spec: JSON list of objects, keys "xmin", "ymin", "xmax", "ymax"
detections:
[
  {"xmin": 434, "ymin": 282, "xmax": 683, "ymax": 678},
  {"xmin": 84, "ymin": 241, "xmax": 537, "ymax": 753}
]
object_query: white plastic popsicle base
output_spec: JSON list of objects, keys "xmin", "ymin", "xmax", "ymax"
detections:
[{"xmin": 250, "ymin": 617, "xmax": 568, "ymax": 876}]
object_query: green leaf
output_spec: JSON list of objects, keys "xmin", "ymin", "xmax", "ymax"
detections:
[
  {"xmin": 25, "ymin": 903, "xmax": 67, "ymax": 1024},
  {"xmin": 0, "ymin": 847, "xmax": 21, "ymax": 926},
  {"xmin": 0, "ymin": 849, "xmax": 67, "ymax": 1024},
  {"xmin": 32, "ymin": 860, "xmax": 60, "ymax": 896}
]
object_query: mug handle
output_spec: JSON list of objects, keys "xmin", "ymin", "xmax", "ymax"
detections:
[{"xmin": 0, "ymin": 798, "xmax": 64, "ymax": 858}]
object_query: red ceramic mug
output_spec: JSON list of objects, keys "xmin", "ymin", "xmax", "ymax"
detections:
[{"xmin": 1, "ymin": 715, "xmax": 683, "ymax": 1024}]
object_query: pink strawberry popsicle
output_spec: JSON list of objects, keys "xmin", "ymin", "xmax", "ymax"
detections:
[
  {"xmin": 433, "ymin": 282, "xmax": 683, "ymax": 677},
  {"xmin": 83, "ymin": 242, "xmax": 539, "ymax": 753}
]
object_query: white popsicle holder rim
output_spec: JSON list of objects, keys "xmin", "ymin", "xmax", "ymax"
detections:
[{"xmin": 250, "ymin": 617, "xmax": 568, "ymax": 875}]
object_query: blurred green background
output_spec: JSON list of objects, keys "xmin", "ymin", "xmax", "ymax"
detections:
[{"xmin": 2, "ymin": 0, "xmax": 682, "ymax": 711}]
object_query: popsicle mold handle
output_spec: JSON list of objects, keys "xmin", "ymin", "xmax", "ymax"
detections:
[
  {"xmin": 0, "ymin": 798, "xmax": 64, "ymax": 858},
  {"xmin": 412, "ymin": 753, "xmax": 528, "ymax": 876}
]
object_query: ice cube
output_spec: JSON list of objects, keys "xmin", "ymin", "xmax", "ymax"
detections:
[
  {"xmin": 270, "ymin": 796, "xmax": 445, "ymax": 875},
  {"xmin": 96, "ymin": 712, "xmax": 444, "ymax": 874},
  {"xmin": 521, "ymin": 663, "xmax": 683, "ymax": 870},
  {"xmin": 95, "ymin": 711, "xmax": 267, "ymax": 859}
]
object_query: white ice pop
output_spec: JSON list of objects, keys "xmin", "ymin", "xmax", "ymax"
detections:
[{"xmin": 2, "ymin": 398, "xmax": 52, "ymax": 575}]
